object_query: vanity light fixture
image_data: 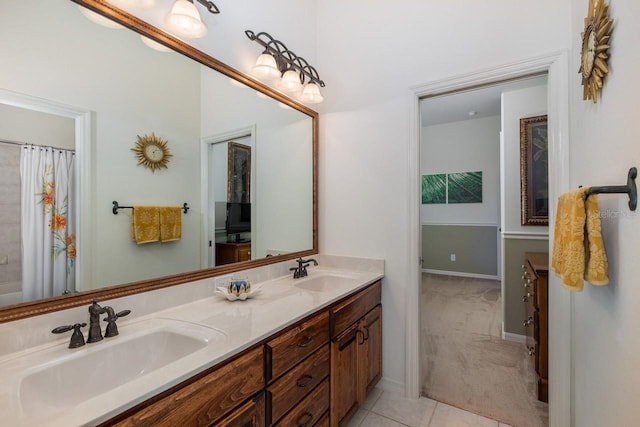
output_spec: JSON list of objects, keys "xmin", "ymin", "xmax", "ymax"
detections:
[
  {"xmin": 165, "ymin": 0, "xmax": 220, "ymax": 39},
  {"xmin": 245, "ymin": 30, "xmax": 326, "ymax": 104}
]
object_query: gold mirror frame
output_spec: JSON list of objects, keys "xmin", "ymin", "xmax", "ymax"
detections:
[{"xmin": 0, "ymin": 0, "xmax": 318, "ymax": 323}]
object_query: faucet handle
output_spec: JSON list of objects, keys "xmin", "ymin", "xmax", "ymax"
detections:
[
  {"xmin": 103, "ymin": 309, "xmax": 131, "ymax": 338},
  {"xmin": 52, "ymin": 323, "xmax": 87, "ymax": 348}
]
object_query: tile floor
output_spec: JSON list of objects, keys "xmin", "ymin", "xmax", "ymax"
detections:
[{"xmin": 347, "ymin": 387, "xmax": 512, "ymax": 427}]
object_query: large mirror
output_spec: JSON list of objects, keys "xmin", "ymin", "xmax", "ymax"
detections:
[{"xmin": 0, "ymin": 0, "xmax": 317, "ymax": 321}]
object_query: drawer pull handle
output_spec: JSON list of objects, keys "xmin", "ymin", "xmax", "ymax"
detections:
[
  {"xmin": 522, "ymin": 295, "xmax": 529, "ymax": 302},
  {"xmin": 297, "ymin": 336, "xmax": 314, "ymax": 348},
  {"xmin": 296, "ymin": 412, "xmax": 314, "ymax": 427},
  {"xmin": 296, "ymin": 374, "xmax": 314, "ymax": 388},
  {"xmin": 523, "ymin": 317, "xmax": 534, "ymax": 327},
  {"xmin": 527, "ymin": 346, "xmax": 535, "ymax": 356}
]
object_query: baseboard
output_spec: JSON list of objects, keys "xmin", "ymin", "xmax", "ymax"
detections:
[
  {"xmin": 422, "ymin": 269, "xmax": 499, "ymax": 281},
  {"xmin": 376, "ymin": 376, "xmax": 405, "ymax": 396}
]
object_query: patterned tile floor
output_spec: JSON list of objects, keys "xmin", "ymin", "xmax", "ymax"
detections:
[{"xmin": 347, "ymin": 387, "xmax": 512, "ymax": 427}]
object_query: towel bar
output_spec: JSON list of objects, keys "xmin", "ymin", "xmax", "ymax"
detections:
[
  {"xmin": 112, "ymin": 201, "xmax": 190, "ymax": 215},
  {"xmin": 584, "ymin": 167, "xmax": 637, "ymax": 211}
]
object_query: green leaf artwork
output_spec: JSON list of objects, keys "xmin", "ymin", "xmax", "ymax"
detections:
[
  {"xmin": 421, "ymin": 174, "xmax": 446, "ymax": 204},
  {"xmin": 447, "ymin": 171, "xmax": 483, "ymax": 204}
]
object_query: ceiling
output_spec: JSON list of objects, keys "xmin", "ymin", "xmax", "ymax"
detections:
[{"xmin": 420, "ymin": 74, "xmax": 548, "ymax": 127}]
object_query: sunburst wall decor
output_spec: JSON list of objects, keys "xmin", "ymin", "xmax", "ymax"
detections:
[
  {"xmin": 579, "ymin": 0, "xmax": 614, "ymax": 103},
  {"xmin": 131, "ymin": 133, "xmax": 172, "ymax": 172}
]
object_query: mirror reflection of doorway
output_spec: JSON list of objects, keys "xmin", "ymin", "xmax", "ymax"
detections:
[{"xmin": 206, "ymin": 134, "xmax": 253, "ymax": 267}]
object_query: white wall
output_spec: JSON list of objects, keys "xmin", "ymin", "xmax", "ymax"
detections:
[
  {"xmin": 421, "ymin": 115, "xmax": 500, "ymax": 225},
  {"xmin": 0, "ymin": 105, "xmax": 75, "ymax": 150},
  {"xmin": 315, "ymin": 0, "xmax": 571, "ymax": 392},
  {"xmin": 501, "ymin": 85, "xmax": 549, "ymax": 235},
  {"xmin": 568, "ymin": 0, "xmax": 640, "ymax": 425}
]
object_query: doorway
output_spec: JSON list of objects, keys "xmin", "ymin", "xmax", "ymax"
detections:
[
  {"xmin": 0, "ymin": 90, "xmax": 90, "ymax": 305},
  {"xmin": 418, "ymin": 75, "xmax": 549, "ymax": 425},
  {"xmin": 406, "ymin": 52, "xmax": 573, "ymax": 426},
  {"xmin": 202, "ymin": 127, "xmax": 256, "ymax": 268}
]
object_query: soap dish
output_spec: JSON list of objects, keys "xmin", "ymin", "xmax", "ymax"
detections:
[{"xmin": 215, "ymin": 283, "xmax": 262, "ymax": 301}]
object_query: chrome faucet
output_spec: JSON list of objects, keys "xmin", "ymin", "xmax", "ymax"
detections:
[{"xmin": 290, "ymin": 257, "xmax": 318, "ymax": 279}]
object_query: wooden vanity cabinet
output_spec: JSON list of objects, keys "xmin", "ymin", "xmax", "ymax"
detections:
[
  {"xmin": 109, "ymin": 346, "xmax": 264, "ymax": 427},
  {"xmin": 522, "ymin": 252, "xmax": 549, "ymax": 403},
  {"xmin": 103, "ymin": 280, "xmax": 382, "ymax": 427},
  {"xmin": 330, "ymin": 281, "xmax": 382, "ymax": 426}
]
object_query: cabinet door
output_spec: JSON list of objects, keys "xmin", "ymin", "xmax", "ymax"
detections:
[
  {"xmin": 359, "ymin": 305, "xmax": 382, "ymax": 401},
  {"xmin": 216, "ymin": 392, "xmax": 265, "ymax": 427},
  {"xmin": 330, "ymin": 322, "xmax": 360, "ymax": 427}
]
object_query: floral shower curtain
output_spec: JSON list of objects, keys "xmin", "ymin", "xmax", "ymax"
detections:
[{"xmin": 20, "ymin": 145, "xmax": 76, "ymax": 301}]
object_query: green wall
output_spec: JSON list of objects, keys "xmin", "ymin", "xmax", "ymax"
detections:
[
  {"xmin": 503, "ymin": 238, "xmax": 549, "ymax": 335},
  {"xmin": 422, "ymin": 225, "xmax": 497, "ymax": 276}
]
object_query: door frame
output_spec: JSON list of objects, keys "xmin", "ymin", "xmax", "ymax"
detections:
[
  {"xmin": 201, "ymin": 125, "xmax": 256, "ymax": 268},
  {"xmin": 0, "ymin": 89, "xmax": 92, "ymax": 292},
  {"xmin": 406, "ymin": 51, "xmax": 571, "ymax": 426}
]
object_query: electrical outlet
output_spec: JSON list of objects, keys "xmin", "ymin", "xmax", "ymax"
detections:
[
  {"xmin": 0, "ymin": 255, "xmax": 8, "ymax": 265},
  {"xmin": 450, "ymin": 254, "xmax": 456, "ymax": 262}
]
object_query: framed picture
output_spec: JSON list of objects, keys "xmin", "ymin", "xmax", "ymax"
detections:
[
  {"xmin": 520, "ymin": 115, "xmax": 548, "ymax": 225},
  {"xmin": 448, "ymin": 171, "xmax": 482, "ymax": 204},
  {"xmin": 422, "ymin": 174, "xmax": 446, "ymax": 204},
  {"xmin": 227, "ymin": 142, "xmax": 251, "ymax": 203}
]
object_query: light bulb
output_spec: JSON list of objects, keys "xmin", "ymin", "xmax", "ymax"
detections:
[
  {"xmin": 279, "ymin": 69, "xmax": 302, "ymax": 93},
  {"xmin": 252, "ymin": 53, "xmax": 280, "ymax": 80},
  {"xmin": 78, "ymin": 6, "xmax": 124, "ymax": 29},
  {"xmin": 300, "ymin": 82, "xmax": 324, "ymax": 104},
  {"xmin": 140, "ymin": 36, "xmax": 172, "ymax": 52},
  {"xmin": 165, "ymin": 0, "xmax": 207, "ymax": 39}
]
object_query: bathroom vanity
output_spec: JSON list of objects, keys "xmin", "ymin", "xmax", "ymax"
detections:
[{"xmin": 0, "ymin": 256, "xmax": 383, "ymax": 427}]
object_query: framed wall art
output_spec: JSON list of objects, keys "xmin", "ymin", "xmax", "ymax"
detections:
[{"xmin": 520, "ymin": 115, "xmax": 548, "ymax": 225}]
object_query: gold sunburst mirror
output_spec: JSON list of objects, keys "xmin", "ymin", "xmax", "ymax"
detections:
[
  {"xmin": 579, "ymin": 0, "xmax": 614, "ymax": 103},
  {"xmin": 132, "ymin": 132, "xmax": 172, "ymax": 172}
]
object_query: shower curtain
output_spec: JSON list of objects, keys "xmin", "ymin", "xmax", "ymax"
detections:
[{"xmin": 20, "ymin": 145, "xmax": 76, "ymax": 301}]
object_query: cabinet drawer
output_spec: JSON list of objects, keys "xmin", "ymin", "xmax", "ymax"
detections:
[
  {"xmin": 268, "ymin": 345, "xmax": 329, "ymax": 423},
  {"xmin": 112, "ymin": 346, "xmax": 264, "ymax": 427},
  {"xmin": 274, "ymin": 378, "xmax": 329, "ymax": 427},
  {"xmin": 314, "ymin": 413, "xmax": 329, "ymax": 427},
  {"xmin": 267, "ymin": 311, "xmax": 329, "ymax": 381},
  {"xmin": 238, "ymin": 247, "xmax": 251, "ymax": 261},
  {"xmin": 330, "ymin": 281, "xmax": 381, "ymax": 338},
  {"xmin": 217, "ymin": 391, "xmax": 265, "ymax": 427}
]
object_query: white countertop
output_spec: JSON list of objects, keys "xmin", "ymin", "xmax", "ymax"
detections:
[{"xmin": 0, "ymin": 259, "xmax": 383, "ymax": 427}]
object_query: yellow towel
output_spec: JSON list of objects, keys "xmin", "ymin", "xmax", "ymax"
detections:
[
  {"xmin": 551, "ymin": 187, "xmax": 608, "ymax": 291},
  {"xmin": 132, "ymin": 206, "xmax": 160, "ymax": 244},
  {"xmin": 159, "ymin": 206, "xmax": 182, "ymax": 242}
]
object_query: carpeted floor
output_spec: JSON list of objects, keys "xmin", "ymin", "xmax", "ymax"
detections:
[{"xmin": 420, "ymin": 273, "xmax": 548, "ymax": 427}]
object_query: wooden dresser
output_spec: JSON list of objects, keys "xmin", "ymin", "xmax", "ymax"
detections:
[
  {"xmin": 216, "ymin": 242, "xmax": 251, "ymax": 265},
  {"xmin": 522, "ymin": 252, "xmax": 549, "ymax": 403}
]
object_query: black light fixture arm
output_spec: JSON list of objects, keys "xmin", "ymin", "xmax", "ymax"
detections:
[
  {"xmin": 193, "ymin": 0, "xmax": 220, "ymax": 14},
  {"xmin": 245, "ymin": 30, "xmax": 325, "ymax": 87}
]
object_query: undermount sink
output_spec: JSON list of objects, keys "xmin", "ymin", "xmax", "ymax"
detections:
[
  {"xmin": 294, "ymin": 273, "xmax": 360, "ymax": 292},
  {"xmin": 18, "ymin": 319, "xmax": 226, "ymax": 416}
]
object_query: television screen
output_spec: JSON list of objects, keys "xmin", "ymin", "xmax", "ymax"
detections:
[{"xmin": 226, "ymin": 203, "xmax": 251, "ymax": 233}]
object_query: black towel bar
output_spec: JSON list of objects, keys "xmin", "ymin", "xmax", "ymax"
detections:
[
  {"xmin": 112, "ymin": 201, "xmax": 190, "ymax": 215},
  {"xmin": 584, "ymin": 167, "xmax": 637, "ymax": 211}
]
